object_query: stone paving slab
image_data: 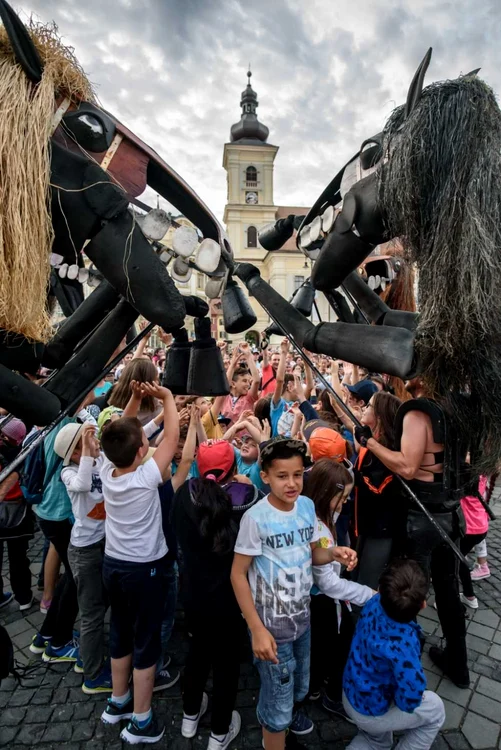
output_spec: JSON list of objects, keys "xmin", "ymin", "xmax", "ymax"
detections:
[{"xmin": 0, "ymin": 510, "xmax": 500, "ymax": 748}]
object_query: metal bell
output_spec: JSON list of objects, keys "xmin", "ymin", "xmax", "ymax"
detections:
[
  {"xmin": 161, "ymin": 328, "xmax": 192, "ymax": 394},
  {"xmin": 222, "ymin": 278, "xmax": 257, "ymax": 334},
  {"xmin": 187, "ymin": 317, "xmax": 230, "ymax": 396},
  {"xmin": 291, "ymin": 279, "xmax": 315, "ymax": 317}
]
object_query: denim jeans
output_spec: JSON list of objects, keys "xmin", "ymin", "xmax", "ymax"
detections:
[
  {"xmin": 254, "ymin": 627, "xmax": 311, "ymax": 732},
  {"xmin": 155, "ymin": 559, "xmax": 178, "ymax": 674}
]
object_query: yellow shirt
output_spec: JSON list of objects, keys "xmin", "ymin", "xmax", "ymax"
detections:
[{"xmin": 202, "ymin": 408, "xmax": 224, "ymax": 440}]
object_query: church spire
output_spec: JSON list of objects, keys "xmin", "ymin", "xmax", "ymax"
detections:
[{"xmin": 230, "ymin": 67, "xmax": 270, "ymax": 144}]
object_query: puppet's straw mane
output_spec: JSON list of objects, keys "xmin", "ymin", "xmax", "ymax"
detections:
[
  {"xmin": 379, "ymin": 76, "xmax": 501, "ymax": 473},
  {"xmin": 0, "ymin": 18, "xmax": 93, "ymax": 341}
]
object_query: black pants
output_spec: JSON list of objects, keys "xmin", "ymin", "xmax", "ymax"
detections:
[
  {"xmin": 310, "ymin": 595, "xmax": 354, "ymax": 702},
  {"xmin": 183, "ymin": 606, "xmax": 242, "ymax": 735},
  {"xmin": 38, "ymin": 518, "xmax": 78, "ymax": 647},
  {"xmin": 103, "ymin": 555, "xmax": 167, "ymax": 670},
  {"xmin": 459, "ymin": 533, "xmax": 487, "ymax": 599},
  {"xmin": 0, "ymin": 537, "xmax": 32, "ymax": 605},
  {"xmin": 405, "ymin": 509, "xmax": 467, "ymax": 670},
  {"xmin": 354, "ymin": 536, "xmax": 394, "ymax": 590}
]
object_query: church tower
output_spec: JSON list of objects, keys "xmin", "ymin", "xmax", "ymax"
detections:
[{"xmin": 223, "ymin": 70, "xmax": 278, "ymax": 267}]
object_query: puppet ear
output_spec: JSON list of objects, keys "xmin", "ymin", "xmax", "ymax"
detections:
[
  {"xmin": 404, "ymin": 48, "xmax": 432, "ymax": 119},
  {"xmin": 0, "ymin": 0, "xmax": 43, "ymax": 83},
  {"xmin": 463, "ymin": 68, "xmax": 481, "ymax": 77}
]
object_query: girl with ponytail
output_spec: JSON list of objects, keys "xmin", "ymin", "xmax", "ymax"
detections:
[{"xmin": 172, "ymin": 439, "xmax": 261, "ymax": 749}]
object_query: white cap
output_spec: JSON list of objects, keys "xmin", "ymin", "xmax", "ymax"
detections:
[{"xmin": 53, "ymin": 423, "xmax": 87, "ymax": 466}]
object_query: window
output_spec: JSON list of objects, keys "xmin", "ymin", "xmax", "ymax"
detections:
[
  {"xmin": 246, "ymin": 165, "xmax": 257, "ymax": 187},
  {"xmin": 293, "ymin": 275, "xmax": 304, "ymax": 291},
  {"xmin": 197, "ymin": 273, "xmax": 204, "ymax": 291},
  {"xmin": 247, "ymin": 226, "xmax": 258, "ymax": 248}
]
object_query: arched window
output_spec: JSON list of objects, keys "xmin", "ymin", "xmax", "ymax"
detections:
[
  {"xmin": 246, "ymin": 166, "xmax": 257, "ymax": 186},
  {"xmin": 247, "ymin": 226, "xmax": 258, "ymax": 248}
]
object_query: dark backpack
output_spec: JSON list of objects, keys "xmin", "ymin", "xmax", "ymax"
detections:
[{"xmin": 19, "ymin": 436, "xmax": 61, "ymax": 505}]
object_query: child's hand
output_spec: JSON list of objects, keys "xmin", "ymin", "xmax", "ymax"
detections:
[
  {"xmin": 233, "ymin": 474, "xmax": 252, "ymax": 485},
  {"xmin": 82, "ymin": 425, "xmax": 100, "ymax": 458},
  {"xmin": 130, "ymin": 380, "xmax": 143, "ymax": 400},
  {"xmin": 260, "ymin": 418, "xmax": 271, "ymax": 442},
  {"xmin": 280, "ymin": 337, "xmax": 289, "ymax": 354},
  {"xmin": 331, "ymin": 546, "xmax": 358, "ymax": 571},
  {"xmin": 141, "ymin": 382, "xmax": 172, "ymax": 401},
  {"xmin": 252, "ymin": 627, "xmax": 278, "ymax": 663},
  {"xmin": 238, "ymin": 409, "xmax": 254, "ymax": 423},
  {"xmin": 190, "ymin": 404, "xmax": 201, "ymax": 424},
  {"xmin": 178, "ymin": 407, "xmax": 191, "ymax": 426}
]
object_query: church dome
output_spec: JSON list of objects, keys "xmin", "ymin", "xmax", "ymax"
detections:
[{"xmin": 230, "ymin": 69, "xmax": 270, "ymax": 144}]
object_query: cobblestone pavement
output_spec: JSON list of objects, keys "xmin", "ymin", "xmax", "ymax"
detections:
[{"xmin": 1, "ymin": 496, "xmax": 501, "ymax": 750}]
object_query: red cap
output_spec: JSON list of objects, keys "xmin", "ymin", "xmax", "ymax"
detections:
[{"xmin": 197, "ymin": 440, "xmax": 235, "ymax": 482}]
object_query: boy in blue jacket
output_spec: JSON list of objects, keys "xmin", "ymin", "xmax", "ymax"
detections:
[{"xmin": 343, "ymin": 559, "xmax": 445, "ymax": 750}]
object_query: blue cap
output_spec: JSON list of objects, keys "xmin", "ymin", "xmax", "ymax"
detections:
[{"xmin": 345, "ymin": 380, "xmax": 378, "ymax": 405}]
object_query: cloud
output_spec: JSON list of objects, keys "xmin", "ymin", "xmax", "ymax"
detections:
[{"xmin": 16, "ymin": 0, "xmax": 501, "ymax": 225}]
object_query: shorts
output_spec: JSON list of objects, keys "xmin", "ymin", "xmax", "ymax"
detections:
[
  {"xmin": 254, "ymin": 627, "xmax": 311, "ymax": 733},
  {"xmin": 102, "ymin": 554, "xmax": 167, "ymax": 670}
]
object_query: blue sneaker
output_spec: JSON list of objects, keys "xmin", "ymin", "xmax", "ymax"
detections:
[
  {"xmin": 0, "ymin": 592, "xmax": 13, "ymax": 609},
  {"xmin": 42, "ymin": 638, "xmax": 79, "ymax": 663},
  {"xmin": 82, "ymin": 668, "xmax": 113, "ymax": 695},
  {"xmin": 29, "ymin": 633, "xmax": 52, "ymax": 654},
  {"xmin": 101, "ymin": 695, "xmax": 134, "ymax": 725},
  {"xmin": 289, "ymin": 711, "xmax": 314, "ymax": 735},
  {"xmin": 74, "ymin": 654, "xmax": 84, "ymax": 674}
]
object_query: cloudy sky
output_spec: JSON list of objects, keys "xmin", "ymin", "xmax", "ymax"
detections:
[{"xmin": 18, "ymin": 0, "xmax": 501, "ymax": 223}]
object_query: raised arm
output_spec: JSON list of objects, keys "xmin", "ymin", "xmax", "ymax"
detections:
[
  {"xmin": 122, "ymin": 380, "xmax": 144, "ymax": 419},
  {"xmin": 132, "ymin": 321, "xmax": 151, "ymax": 360},
  {"xmin": 142, "ymin": 383, "xmax": 179, "ymax": 480},
  {"xmin": 226, "ymin": 346, "xmax": 241, "ymax": 383},
  {"xmin": 272, "ymin": 338, "xmax": 289, "ymax": 406},
  {"xmin": 171, "ymin": 405, "xmax": 199, "ymax": 492},
  {"xmin": 241, "ymin": 343, "xmax": 261, "ymax": 400},
  {"xmin": 303, "ymin": 357, "xmax": 314, "ymax": 401}
]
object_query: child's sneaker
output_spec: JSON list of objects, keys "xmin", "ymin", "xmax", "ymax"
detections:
[
  {"xmin": 19, "ymin": 595, "xmax": 34, "ymax": 611},
  {"xmin": 181, "ymin": 692, "xmax": 208, "ymax": 738},
  {"xmin": 120, "ymin": 713, "xmax": 165, "ymax": 744},
  {"xmin": 29, "ymin": 633, "xmax": 52, "ymax": 654},
  {"xmin": 289, "ymin": 711, "xmax": 314, "ymax": 735},
  {"xmin": 460, "ymin": 593, "xmax": 479, "ymax": 609},
  {"xmin": 207, "ymin": 711, "xmax": 241, "ymax": 750},
  {"xmin": 152, "ymin": 666, "xmax": 180, "ymax": 692},
  {"xmin": 42, "ymin": 638, "xmax": 79, "ymax": 663},
  {"xmin": 0, "ymin": 592, "xmax": 13, "ymax": 608},
  {"xmin": 321, "ymin": 695, "xmax": 355, "ymax": 723},
  {"xmin": 82, "ymin": 668, "xmax": 113, "ymax": 695},
  {"xmin": 101, "ymin": 695, "xmax": 134, "ymax": 725},
  {"xmin": 74, "ymin": 655, "xmax": 84, "ymax": 674},
  {"xmin": 40, "ymin": 598, "xmax": 51, "ymax": 614},
  {"xmin": 471, "ymin": 563, "xmax": 490, "ymax": 580}
]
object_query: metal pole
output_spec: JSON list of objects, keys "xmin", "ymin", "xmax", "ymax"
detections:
[
  {"xmin": 262, "ymin": 304, "xmax": 470, "ymax": 567},
  {"xmin": 341, "ymin": 283, "xmax": 371, "ymax": 324},
  {"xmin": 0, "ymin": 323, "xmax": 155, "ymax": 485}
]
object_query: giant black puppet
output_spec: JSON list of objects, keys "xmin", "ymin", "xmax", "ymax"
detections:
[{"xmin": 0, "ymin": 1, "xmax": 244, "ymax": 432}]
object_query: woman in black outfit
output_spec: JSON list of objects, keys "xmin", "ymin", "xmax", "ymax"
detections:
[{"xmin": 354, "ymin": 391, "xmax": 404, "ymax": 589}]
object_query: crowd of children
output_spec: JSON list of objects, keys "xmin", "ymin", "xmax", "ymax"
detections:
[{"xmin": 0, "ymin": 331, "xmax": 494, "ymax": 749}]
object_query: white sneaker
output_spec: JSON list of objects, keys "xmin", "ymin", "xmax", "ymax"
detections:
[
  {"xmin": 460, "ymin": 593, "xmax": 479, "ymax": 609},
  {"xmin": 207, "ymin": 711, "xmax": 241, "ymax": 750},
  {"xmin": 182, "ymin": 692, "xmax": 209, "ymax": 738}
]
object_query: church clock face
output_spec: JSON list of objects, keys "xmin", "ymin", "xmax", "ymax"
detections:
[{"xmin": 245, "ymin": 191, "xmax": 258, "ymax": 205}]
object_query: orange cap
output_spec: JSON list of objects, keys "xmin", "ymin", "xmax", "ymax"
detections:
[{"xmin": 308, "ymin": 427, "xmax": 347, "ymax": 463}]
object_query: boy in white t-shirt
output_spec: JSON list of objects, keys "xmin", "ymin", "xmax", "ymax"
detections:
[
  {"xmin": 51, "ymin": 422, "xmax": 109, "ymax": 694},
  {"xmin": 99, "ymin": 383, "xmax": 179, "ymax": 746}
]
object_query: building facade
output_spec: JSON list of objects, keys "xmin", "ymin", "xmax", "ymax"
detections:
[{"xmin": 222, "ymin": 70, "xmax": 334, "ymax": 344}]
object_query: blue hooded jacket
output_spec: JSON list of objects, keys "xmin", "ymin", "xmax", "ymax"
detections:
[{"xmin": 343, "ymin": 594, "xmax": 426, "ymax": 716}]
